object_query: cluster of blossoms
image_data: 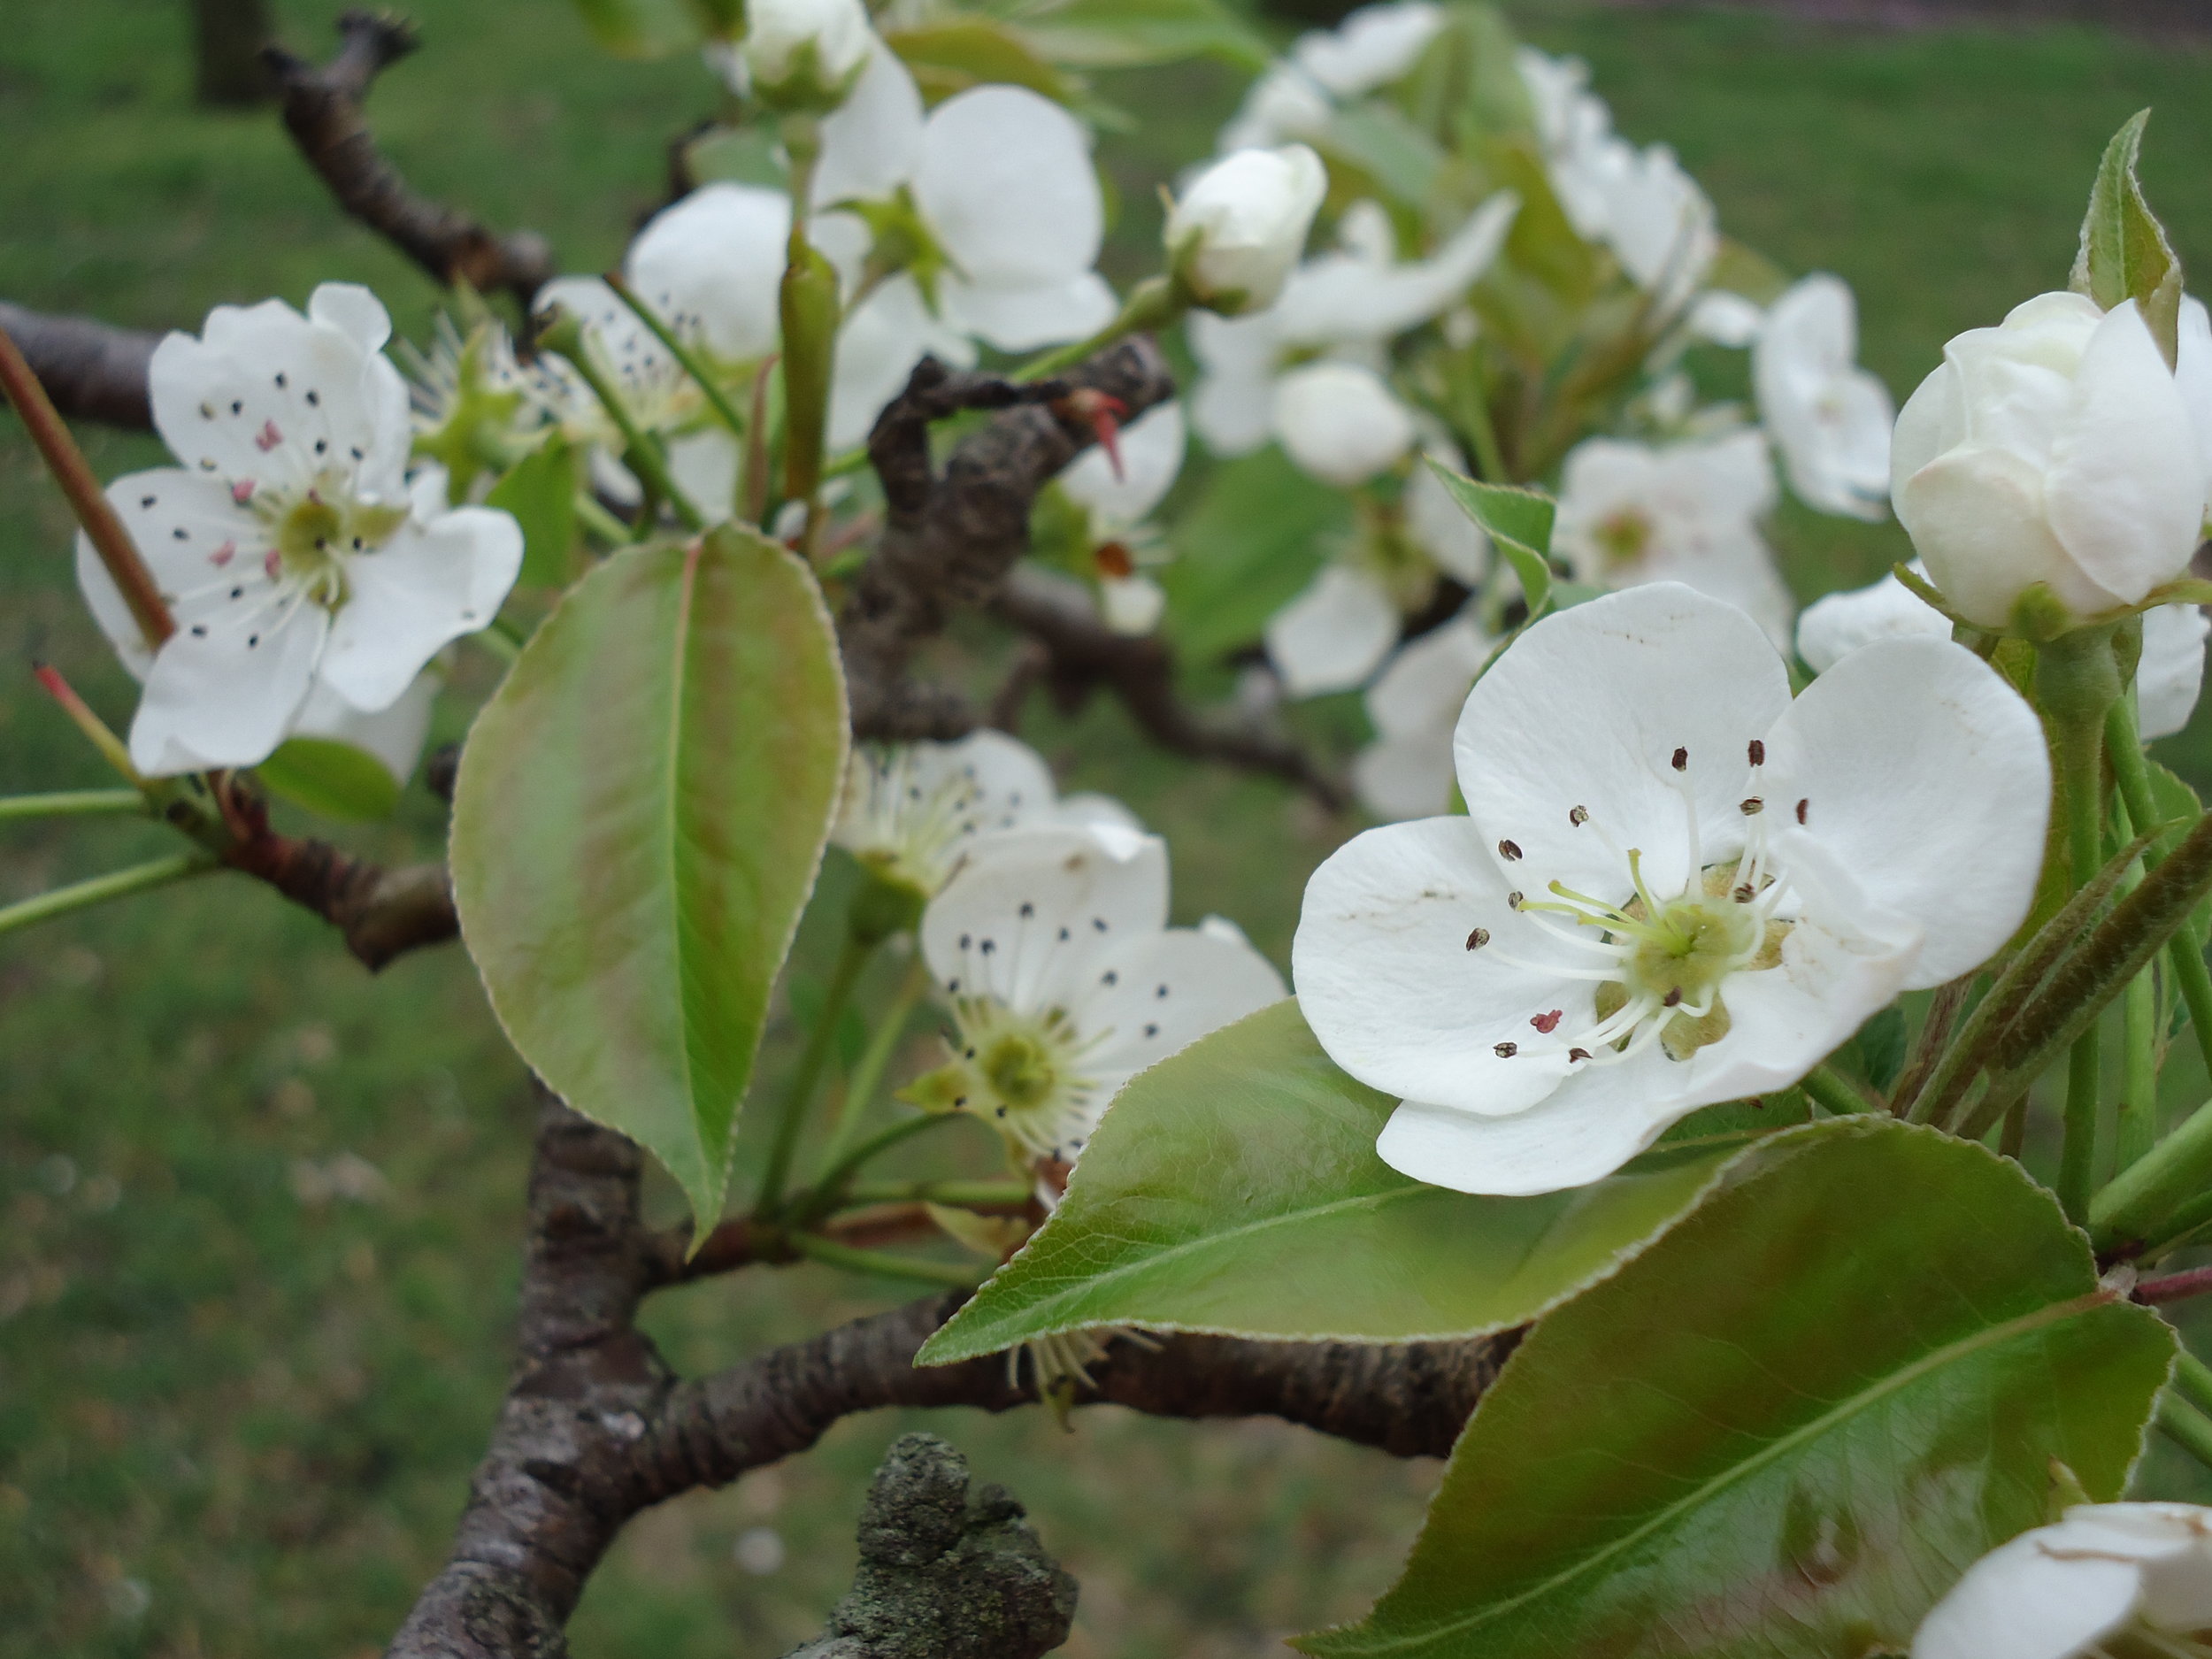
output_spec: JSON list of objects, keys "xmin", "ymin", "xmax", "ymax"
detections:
[{"xmin": 832, "ymin": 729, "xmax": 1284, "ymax": 1189}]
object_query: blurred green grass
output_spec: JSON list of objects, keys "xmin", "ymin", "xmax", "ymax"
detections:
[{"xmin": 5, "ymin": 2, "xmax": 2212, "ymax": 1655}]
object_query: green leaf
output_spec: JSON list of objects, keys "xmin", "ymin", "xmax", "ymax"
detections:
[
  {"xmin": 2070, "ymin": 109, "xmax": 2184, "ymax": 367},
  {"xmin": 885, "ymin": 22, "xmax": 1083, "ymax": 105},
  {"xmin": 450, "ymin": 526, "xmax": 849, "ymax": 1233},
  {"xmin": 1320, "ymin": 100, "xmax": 1447, "ymax": 210},
  {"xmin": 255, "ymin": 737, "xmax": 403, "ymax": 822},
  {"xmin": 1163, "ymin": 449, "xmax": 1348, "ymax": 663},
  {"xmin": 1422, "ymin": 458, "xmax": 1553, "ymax": 616},
  {"xmin": 1850, "ymin": 1003, "xmax": 1908, "ymax": 1093},
  {"xmin": 918, "ymin": 1001, "xmax": 1758, "ymax": 1363},
  {"xmin": 487, "ymin": 439, "xmax": 580, "ymax": 589},
  {"xmin": 1016, "ymin": 0, "xmax": 1271, "ymax": 72},
  {"xmin": 570, "ymin": 0, "xmax": 709, "ymax": 59},
  {"xmin": 1305, "ymin": 1118, "xmax": 2174, "ymax": 1659}
]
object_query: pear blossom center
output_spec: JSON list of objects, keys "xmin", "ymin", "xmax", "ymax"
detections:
[
  {"xmin": 926, "ymin": 995, "xmax": 1107, "ymax": 1164},
  {"xmin": 257, "ymin": 479, "xmax": 407, "ymax": 609},
  {"xmin": 1594, "ymin": 506, "xmax": 1655, "ymax": 570}
]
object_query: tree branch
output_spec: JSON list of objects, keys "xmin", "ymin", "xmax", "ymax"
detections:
[
  {"xmin": 0, "ymin": 303, "xmax": 159, "ymax": 429},
  {"xmin": 995, "ymin": 565, "xmax": 1349, "ymax": 812},
  {"xmin": 841, "ymin": 342, "xmax": 1176, "ymax": 742},
  {"xmin": 263, "ymin": 11, "xmax": 554, "ymax": 311},
  {"xmin": 388, "ymin": 1098, "xmax": 1511, "ymax": 1657},
  {"xmin": 779, "ymin": 1432, "xmax": 1077, "ymax": 1659}
]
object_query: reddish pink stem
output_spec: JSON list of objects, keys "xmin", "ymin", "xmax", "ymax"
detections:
[{"xmin": 2135, "ymin": 1265, "xmax": 2212, "ymax": 1306}]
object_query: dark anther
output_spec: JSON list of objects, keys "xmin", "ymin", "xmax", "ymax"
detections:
[
  {"xmin": 1671, "ymin": 747, "xmax": 1688, "ymax": 772},
  {"xmin": 1663, "ymin": 988, "xmax": 1682, "ymax": 1008},
  {"xmin": 1796, "ymin": 798, "xmax": 1809, "ymax": 825},
  {"xmin": 1747, "ymin": 739, "xmax": 1765, "ymax": 766},
  {"xmin": 1569, "ymin": 805, "xmax": 1588, "ymax": 826},
  {"xmin": 1740, "ymin": 797, "xmax": 1763, "ymax": 816},
  {"xmin": 1507, "ymin": 891, "xmax": 1524, "ymax": 909},
  {"xmin": 1465, "ymin": 927, "xmax": 1490, "ymax": 950},
  {"xmin": 1018, "ymin": 902, "xmax": 1034, "ymax": 918},
  {"xmin": 1494, "ymin": 1041, "xmax": 1517, "ymax": 1058},
  {"xmin": 1569, "ymin": 1047, "xmax": 1592, "ymax": 1062},
  {"xmin": 1532, "ymin": 1009, "xmax": 1563, "ymax": 1033},
  {"xmin": 1733, "ymin": 883, "xmax": 1755, "ymax": 903},
  {"xmin": 1498, "ymin": 839, "xmax": 1524, "ymax": 862}
]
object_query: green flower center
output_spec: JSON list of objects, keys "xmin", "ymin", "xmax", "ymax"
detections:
[
  {"xmin": 1594, "ymin": 507, "xmax": 1654, "ymax": 572},
  {"xmin": 259, "ymin": 484, "xmax": 406, "ymax": 610},
  {"xmin": 980, "ymin": 1032, "xmax": 1058, "ymax": 1111}
]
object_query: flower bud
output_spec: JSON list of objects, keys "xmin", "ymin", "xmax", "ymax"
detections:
[
  {"xmin": 1271, "ymin": 360, "xmax": 1415, "ymax": 487},
  {"xmin": 1165, "ymin": 145, "xmax": 1327, "ymax": 317},
  {"xmin": 741, "ymin": 0, "xmax": 873, "ymax": 114},
  {"xmin": 1892, "ymin": 291, "xmax": 2208, "ymax": 631}
]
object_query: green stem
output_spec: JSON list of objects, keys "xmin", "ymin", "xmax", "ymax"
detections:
[
  {"xmin": 1015, "ymin": 277, "xmax": 1181, "ymax": 382},
  {"xmin": 0, "ymin": 789, "xmax": 148, "ymax": 822},
  {"xmin": 2106, "ymin": 695, "xmax": 2212, "ymax": 1081},
  {"xmin": 2176, "ymin": 1350, "xmax": 2212, "ymax": 1419},
  {"xmin": 2116, "ymin": 792, "xmax": 2159, "ymax": 1173},
  {"xmin": 0, "ymin": 853, "xmax": 215, "ymax": 938},
  {"xmin": 575, "ymin": 493, "xmax": 630, "ymax": 548},
  {"xmin": 794, "ymin": 1110, "xmax": 956, "ymax": 1226},
  {"xmin": 2091, "ymin": 1087, "xmax": 2212, "ymax": 1254},
  {"xmin": 605, "ymin": 273, "xmax": 753, "ymax": 444},
  {"xmin": 2040, "ymin": 626, "xmax": 2121, "ymax": 1224},
  {"xmin": 2158, "ymin": 1395, "xmax": 2212, "ymax": 1472},
  {"xmin": 814, "ymin": 955, "xmax": 930, "ymax": 1176},
  {"xmin": 534, "ymin": 311, "xmax": 705, "ymax": 532},
  {"xmin": 754, "ymin": 932, "xmax": 874, "ymax": 1218},
  {"xmin": 1448, "ymin": 342, "xmax": 1509, "ymax": 484},
  {"xmin": 471, "ymin": 622, "xmax": 522, "ymax": 665},
  {"xmin": 1801, "ymin": 1064, "xmax": 1873, "ymax": 1118},
  {"xmin": 788, "ymin": 1231, "xmax": 979, "ymax": 1287},
  {"xmin": 841, "ymin": 1178, "xmax": 1031, "ymax": 1209}
]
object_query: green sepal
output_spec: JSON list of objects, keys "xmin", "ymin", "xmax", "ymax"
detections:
[
  {"xmin": 1423, "ymin": 457, "xmax": 1555, "ymax": 618},
  {"xmin": 898, "ymin": 1059, "xmax": 974, "ymax": 1116},
  {"xmin": 486, "ymin": 438, "xmax": 580, "ymax": 588},
  {"xmin": 779, "ymin": 234, "xmax": 842, "ymax": 508},
  {"xmin": 2071, "ymin": 109, "xmax": 2184, "ymax": 369}
]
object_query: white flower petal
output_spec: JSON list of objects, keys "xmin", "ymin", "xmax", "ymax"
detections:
[
  {"xmin": 320, "ymin": 510, "xmax": 523, "ymax": 712},
  {"xmin": 2045, "ymin": 299, "xmax": 2208, "ymax": 606},
  {"xmin": 1793, "ymin": 565, "xmax": 1947, "ymax": 675},
  {"xmin": 1376, "ymin": 1064, "xmax": 1687, "ymax": 1197},
  {"xmin": 79, "ymin": 468, "xmax": 265, "ymax": 679},
  {"xmin": 1291, "ymin": 1, "xmax": 1443, "ymax": 96},
  {"xmin": 1187, "ymin": 309, "xmax": 1283, "ymax": 455},
  {"xmin": 941, "ymin": 270, "xmax": 1118, "ymax": 353},
  {"xmin": 627, "ymin": 183, "xmax": 791, "ymax": 362},
  {"xmin": 1079, "ymin": 926, "xmax": 1287, "ymax": 1101},
  {"xmin": 812, "ymin": 40, "xmax": 925, "ymax": 204},
  {"xmin": 667, "ymin": 427, "xmax": 741, "ymax": 525},
  {"xmin": 291, "ymin": 662, "xmax": 441, "ymax": 786},
  {"xmin": 1352, "ymin": 732, "xmax": 1459, "ymax": 824},
  {"xmin": 1060, "ymin": 401, "xmax": 1187, "ymax": 529},
  {"xmin": 2177, "ymin": 296, "xmax": 2212, "ymax": 520},
  {"xmin": 306, "ymin": 282, "xmax": 393, "ymax": 354},
  {"xmin": 1453, "ymin": 582, "xmax": 1790, "ymax": 908},
  {"xmin": 1689, "ymin": 289, "xmax": 1763, "ymax": 347},
  {"xmin": 828, "ymin": 275, "xmax": 975, "ymax": 451},
  {"xmin": 1405, "ymin": 452, "xmax": 1491, "ymax": 584},
  {"xmin": 1367, "ymin": 613, "xmax": 1489, "ymax": 739},
  {"xmin": 1293, "ymin": 817, "xmax": 1580, "ymax": 1118},
  {"xmin": 129, "ymin": 603, "xmax": 328, "ymax": 775},
  {"xmin": 1265, "ymin": 565, "xmax": 1401, "ymax": 697},
  {"xmin": 922, "ymin": 824, "xmax": 1170, "ymax": 1016},
  {"xmin": 1761, "ymin": 635, "xmax": 2049, "ymax": 987},
  {"xmin": 916, "ymin": 86, "xmax": 1102, "ymax": 287},
  {"xmin": 1051, "ymin": 791, "xmax": 1145, "ymax": 835},
  {"xmin": 2140, "ymin": 603, "xmax": 2209, "ymax": 741},
  {"xmin": 1911, "ymin": 1524, "xmax": 2149, "ymax": 1659},
  {"xmin": 1271, "ymin": 360, "xmax": 1415, "ymax": 487},
  {"xmin": 1099, "ymin": 573, "xmax": 1167, "ymax": 635}
]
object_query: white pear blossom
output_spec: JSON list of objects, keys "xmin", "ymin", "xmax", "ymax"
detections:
[
  {"xmin": 1553, "ymin": 430, "xmax": 1794, "ymax": 645},
  {"xmin": 2177, "ymin": 295, "xmax": 2212, "ymax": 523},
  {"xmin": 1187, "ymin": 194, "xmax": 1518, "ymax": 454},
  {"xmin": 77, "ymin": 285, "xmax": 521, "ymax": 776},
  {"xmin": 1753, "ymin": 273, "xmax": 1894, "ymax": 520},
  {"xmin": 533, "ymin": 186, "xmax": 789, "ymax": 523},
  {"xmin": 1294, "ymin": 583, "xmax": 2049, "ymax": 1195},
  {"xmin": 833, "ymin": 729, "xmax": 1140, "ymax": 902},
  {"xmin": 1799, "ymin": 565, "xmax": 2208, "ymax": 739},
  {"xmin": 1517, "ymin": 48, "xmax": 1717, "ymax": 314},
  {"xmin": 1054, "ymin": 401, "xmax": 1187, "ymax": 634},
  {"xmin": 1217, "ymin": 3, "xmax": 1445, "ymax": 152},
  {"xmin": 1166, "ymin": 145, "xmax": 1329, "ymax": 318},
  {"xmin": 740, "ymin": 0, "xmax": 874, "ymax": 111},
  {"xmin": 1272, "ymin": 360, "xmax": 1417, "ymax": 488},
  {"xmin": 1893, "ymin": 292, "xmax": 2208, "ymax": 629},
  {"xmin": 1265, "ymin": 445, "xmax": 1494, "ymax": 700},
  {"xmin": 813, "ymin": 52, "xmax": 1117, "ymax": 446},
  {"xmin": 1354, "ymin": 611, "xmax": 1494, "ymax": 821},
  {"xmin": 1913, "ymin": 1503, "xmax": 2212, "ymax": 1659},
  {"xmin": 914, "ymin": 823, "xmax": 1286, "ymax": 1164}
]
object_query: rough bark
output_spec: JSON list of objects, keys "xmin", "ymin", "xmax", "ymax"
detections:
[
  {"xmin": 0, "ymin": 303, "xmax": 159, "ymax": 429},
  {"xmin": 387, "ymin": 1100, "xmax": 1513, "ymax": 1657}
]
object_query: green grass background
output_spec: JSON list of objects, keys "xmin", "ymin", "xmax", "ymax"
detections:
[{"xmin": 5, "ymin": 2, "xmax": 2212, "ymax": 1654}]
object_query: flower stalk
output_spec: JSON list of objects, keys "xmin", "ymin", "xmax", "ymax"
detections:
[
  {"xmin": 787, "ymin": 1230, "xmax": 979, "ymax": 1287},
  {"xmin": 1016, "ymin": 276, "xmax": 1182, "ymax": 384},
  {"xmin": 812, "ymin": 953, "xmax": 930, "ymax": 1177},
  {"xmin": 535, "ymin": 307, "xmax": 706, "ymax": 532},
  {"xmin": 755, "ymin": 928, "xmax": 875, "ymax": 1217},
  {"xmin": 603, "ymin": 272, "xmax": 753, "ymax": 447},
  {"xmin": 0, "ymin": 323, "xmax": 173, "ymax": 650},
  {"xmin": 2093, "ymin": 1083, "xmax": 2212, "ymax": 1256},
  {"xmin": 0, "ymin": 789, "xmax": 150, "ymax": 823},
  {"xmin": 2105, "ymin": 694, "xmax": 2212, "ymax": 1079},
  {"xmin": 0, "ymin": 851, "xmax": 216, "ymax": 939}
]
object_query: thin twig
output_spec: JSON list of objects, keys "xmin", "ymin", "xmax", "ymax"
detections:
[{"xmin": 0, "ymin": 301, "xmax": 158, "ymax": 428}]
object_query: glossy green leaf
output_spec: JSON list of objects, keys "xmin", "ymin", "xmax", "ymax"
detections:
[
  {"xmin": 1164, "ymin": 448, "xmax": 1347, "ymax": 663},
  {"xmin": 918, "ymin": 1000, "xmax": 1758, "ymax": 1363},
  {"xmin": 1306, "ymin": 1118, "xmax": 2174, "ymax": 1659},
  {"xmin": 1018, "ymin": 0, "xmax": 1270, "ymax": 71},
  {"xmin": 487, "ymin": 438, "xmax": 580, "ymax": 589},
  {"xmin": 2071, "ymin": 109, "xmax": 2183, "ymax": 366},
  {"xmin": 450, "ymin": 526, "xmax": 849, "ymax": 1233},
  {"xmin": 1423, "ymin": 458, "xmax": 1553, "ymax": 616},
  {"xmin": 256, "ymin": 736, "xmax": 402, "ymax": 822},
  {"xmin": 886, "ymin": 23, "xmax": 1082, "ymax": 105}
]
